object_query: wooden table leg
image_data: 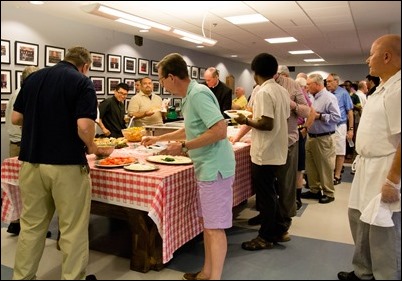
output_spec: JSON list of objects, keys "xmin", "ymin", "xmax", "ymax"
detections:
[{"xmin": 90, "ymin": 201, "xmax": 163, "ymax": 273}]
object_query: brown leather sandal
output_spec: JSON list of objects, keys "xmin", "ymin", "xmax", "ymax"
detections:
[{"xmin": 241, "ymin": 236, "xmax": 274, "ymax": 251}]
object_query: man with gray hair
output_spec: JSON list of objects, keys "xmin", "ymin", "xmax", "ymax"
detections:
[{"xmin": 277, "ymin": 65, "xmax": 290, "ymax": 77}]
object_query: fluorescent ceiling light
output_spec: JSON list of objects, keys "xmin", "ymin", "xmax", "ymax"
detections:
[
  {"xmin": 116, "ymin": 19, "xmax": 150, "ymax": 30},
  {"xmin": 82, "ymin": 3, "xmax": 171, "ymax": 31},
  {"xmin": 289, "ymin": 50, "xmax": 314, "ymax": 55},
  {"xmin": 180, "ymin": 37, "xmax": 203, "ymax": 44},
  {"xmin": 265, "ymin": 37, "xmax": 297, "ymax": 44},
  {"xmin": 224, "ymin": 14, "xmax": 269, "ymax": 25},
  {"xmin": 304, "ymin": 58, "xmax": 325, "ymax": 62},
  {"xmin": 173, "ymin": 29, "xmax": 217, "ymax": 46},
  {"xmin": 30, "ymin": 1, "xmax": 44, "ymax": 5}
]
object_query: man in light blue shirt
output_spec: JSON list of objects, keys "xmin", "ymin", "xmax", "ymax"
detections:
[{"xmin": 326, "ymin": 73, "xmax": 354, "ymax": 185}]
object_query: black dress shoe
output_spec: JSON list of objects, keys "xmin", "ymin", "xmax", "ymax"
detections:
[
  {"xmin": 300, "ymin": 191, "xmax": 322, "ymax": 200},
  {"xmin": 337, "ymin": 271, "xmax": 375, "ymax": 280},
  {"xmin": 248, "ymin": 213, "xmax": 262, "ymax": 226},
  {"xmin": 85, "ymin": 274, "xmax": 97, "ymax": 280},
  {"xmin": 7, "ymin": 222, "xmax": 21, "ymax": 235},
  {"xmin": 319, "ymin": 195, "xmax": 335, "ymax": 204}
]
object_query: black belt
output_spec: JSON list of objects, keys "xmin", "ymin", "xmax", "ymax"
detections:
[
  {"xmin": 308, "ymin": 131, "xmax": 335, "ymax": 138},
  {"xmin": 10, "ymin": 141, "xmax": 21, "ymax": 145}
]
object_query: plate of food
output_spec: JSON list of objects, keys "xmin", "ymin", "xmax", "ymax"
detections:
[
  {"xmin": 224, "ymin": 110, "xmax": 252, "ymax": 119},
  {"xmin": 146, "ymin": 155, "xmax": 193, "ymax": 165},
  {"xmin": 95, "ymin": 156, "xmax": 137, "ymax": 168},
  {"xmin": 124, "ymin": 163, "xmax": 159, "ymax": 172}
]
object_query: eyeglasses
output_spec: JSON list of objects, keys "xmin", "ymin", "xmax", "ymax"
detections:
[
  {"xmin": 159, "ymin": 76, "xmax": 166, "ymax": 85},
  {"xmin": 326, "ymin": 80, "xmax": 335, "ymax": 83},
  {"xmin": 117, "ymin": 91, "xmax": 128, "ymax": 96}
]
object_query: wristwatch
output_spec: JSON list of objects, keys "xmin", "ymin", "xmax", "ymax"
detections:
[{"xmin": 181, "ymin": 141, "xmax": 189, "ymax": 153}]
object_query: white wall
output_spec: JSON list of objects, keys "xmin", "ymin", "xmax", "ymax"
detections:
[{"xmin": 1, "ymin": 6, "xmax": 370, "ymax": 163}]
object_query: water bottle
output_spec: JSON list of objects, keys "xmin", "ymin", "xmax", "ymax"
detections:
[{"xmin": 348, "ymin": 139, "xmax": 354, "ymax": 147}]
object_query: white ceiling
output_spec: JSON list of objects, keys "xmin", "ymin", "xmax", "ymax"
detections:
[{"xmin": 3, "ymin": 1, "xmax": 401, "ymax": 66}]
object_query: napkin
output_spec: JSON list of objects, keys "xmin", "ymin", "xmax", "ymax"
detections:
[{"xmin": 360, "ymin": 194, "xmax": 401, "ymax": 227}]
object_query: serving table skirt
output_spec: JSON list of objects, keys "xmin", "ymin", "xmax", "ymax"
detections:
[{"xmin": 1, "ymin": 143, "xmax": 252, "ymax": 271}]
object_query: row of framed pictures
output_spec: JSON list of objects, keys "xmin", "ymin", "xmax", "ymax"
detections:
[
  {"xmin": 1, "ymin": 39, "xmax": 207, "ymax": 79},
  {"xmin": 91, "ymin": 76, "xmax": 170, "ymax": 96},
  {"xmin": 1, "ymin": 39, "xmax": 64, "ymax": 67}
]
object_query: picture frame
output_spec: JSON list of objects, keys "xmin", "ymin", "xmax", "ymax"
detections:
[
  {"xmin": 191, "ymin": 66, "xmax": 199, "ymax": 79},
  {"xmin": 15, "ymin": 41, "xmax": 39, "ymax": 66},
  {"xmin": 44, "ymin": 45, "xmax": 65, "ymax": 67},
  {"xmin": 90, "ymin": 76, "xmax": 105, "ymax": 95},
  {"xmin": 123, "ymin": 56, "xmax": 136, "ymax": 74},
  {"xmin": 15, "ymin": 70, "xmax": 23, "ymax": 89},
  {"xmin": 97, "ymin": 98, "xmax": 104, "ymax": 106},
  {"xmin": 1, "ymin": 39, "xmax": 11, "ymax": 64},
  {"xmin": 124, "ymin": 99, "xmax": 130, "ymax": 113},
  {"xmin": 1, "ymin": 99, "xmax": 8, "ymax": 123},
  {"xmin": 1, "ymin": 69, "xmax": 12, "ymax": 94},
  {"xmin": 173, "ymin": 98, "xmax": 182, "ymax": 109},
  {"xmin": 199, "ymin": 68, "xmax": 206, "ymax": 80},
  {"xmin": 107, "ymin": 54, "xmax": 121, "ymax": 73},
  {"xmin": 107, "ymin": 77, "xmax": 121, "ymax": 95},
  {"xmin": 151, "ymin": 60, "xmax": 159, "ymax": 76},
  {"xmin": 90, "ymin": 52, "xmax": 105, "ymax": 72},
  {"xmin": 152, "ymin": 80, "xmax": 161, "ymax": 95},
  {"xmin": 162, "ymin": 88, "xmax": 171, "ymax": 95},
  {"xmin": 138, "ymin": 58, "xmax": 149, "ymax": 75},
  {"xmin": 124, "ymin": 78, "xmax": 136, "ymax": 94}
]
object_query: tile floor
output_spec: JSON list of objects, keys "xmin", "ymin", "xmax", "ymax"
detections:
[{"xmin": 1, "ymin": 165, "xmax": 356, "ymax": 280}]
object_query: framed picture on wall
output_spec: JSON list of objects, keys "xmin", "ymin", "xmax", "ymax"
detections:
[
  {"xmin": 15, "ymin": 70, "xmax": 22, "ymax": 89},
  {"xmin": 107, "ymin": 77, "xmax": 121, "ymax": 95},
  {"xmin": 1, "ymin": 99, "xmax": 8, "ymax": 123},
  {"xmin": 151, "ymin": 60, "xmax": 159, "ymax": 76},
  {"xmin": 125, "ymin": 99, "xmax": 130, "ymax": 113},
  {"xmin": 44, "ymin": 45, "xmax": 65, "ymax": 67},
  {"xmin": 90, "ymin": 76, "xmax": 105, "ymax": 95},
  {"xmin": 124, "ymin": 78, "xmax": 136, "ymax": 94},
  {"xmin": 107, "ymin": 54, "xmax": 121, "ymax": 73},
  {"xmin": 152, "ymin": 80, "xmax": 161, "ymax": 95},
  {"xmin": 1, "ymin": 69, "xmax": 12, "ymax": 94},
  {"xmin": 1, "ymin": 39, "xmax": 11, "ymax": 64},
  {"xmin": 138, "ymin": 58, "xmax": 149, "ymax": 75},
  {"xmin": 199, "ymin": 68, "xmax": 206, "ymax": 80},
  {"xmin": 191, "ymin": 66, "xmax": 199, "ymax": 79},
  {"xmin": 90, "ymin": 52, "xmax": 105, "ymax": 72},
  {"xmin": 173, "ymin": 98, "xmax": 182, "ymax": 109},
  {"xmin": 15, "ymin": 41, "xmax": 39, "ymax": 66},
  {"xmin": 123, "ymin": 56, "xmax": 136, "ymax": 74}
]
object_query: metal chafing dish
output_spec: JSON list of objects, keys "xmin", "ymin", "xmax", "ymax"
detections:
[{"xmin": 144, "ymin": 120, "xmax": 185, "ymax": 136}]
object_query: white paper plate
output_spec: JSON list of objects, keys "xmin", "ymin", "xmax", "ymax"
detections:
[
  {"xmin": 124, "ymin": 163, "xmax": 159, "ymax": 172},
  {"xmin": 146, "ymin": 155, "xmax": 193, "ymax": 165},
  {"xmin": 224, "ymin": 110, "xmax": 252, "ymax": 119}
]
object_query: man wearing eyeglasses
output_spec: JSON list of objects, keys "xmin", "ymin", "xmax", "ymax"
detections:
[{"xmin": 98, "ymin": 82, "xmax": 129, "ymax": 138}]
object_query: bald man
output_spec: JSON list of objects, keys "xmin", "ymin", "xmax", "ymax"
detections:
[
  {"xmin": 338, "ymin": 34, "xmax": 401, "ymax": 280},
  {"xmin": 204, "ymin": 67, "xmax": 233, "ymax": 118},
  {"xmin": 232, "ymin": 86, "xmax": 248, "ymax": 110}
]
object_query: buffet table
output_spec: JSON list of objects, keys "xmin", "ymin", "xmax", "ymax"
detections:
[{"xmin": 1, "ymin": 142, "xmax": 253, "ymax": 272}]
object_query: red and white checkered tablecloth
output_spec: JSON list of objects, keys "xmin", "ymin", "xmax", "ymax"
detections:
[{"xmin": 1, "ymin": 143, "xmax": 252, "ymax": 264}]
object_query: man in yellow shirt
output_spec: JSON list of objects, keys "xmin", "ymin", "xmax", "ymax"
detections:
[{"xmin": 232, "ymin": 86, "xmax": 248, "ymax": 110}]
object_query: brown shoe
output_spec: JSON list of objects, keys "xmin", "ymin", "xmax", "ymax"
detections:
[
  {"xmin": 273, "ymin": 232, "xmax": 291, "ymax": 243},
  {"xmin": 241, "ymin": 236, "xmax": 274, "ymax": 251},
  {"xmin": 182, "ymin": 271, "xmax": 208, "ymax": 280}
]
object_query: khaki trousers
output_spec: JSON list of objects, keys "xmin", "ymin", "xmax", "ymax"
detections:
[{"xmin": 12, "ymin": 163, "xmax": 92, "ymax": 280}]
